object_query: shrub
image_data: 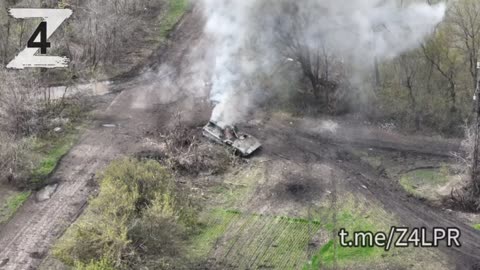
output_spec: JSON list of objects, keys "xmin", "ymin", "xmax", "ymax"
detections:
[
  {"xmin": 54, "ymin": 158, "xmax": 196, "ymax": 268},
  {"xmin": 0, "ymin": 132, "xmax": 37, "ymax": 187},
  {"xmin": 74, "ymin": 258, "xmax": 115, "ymax": 270},
  {"xmin": 161, "ymin": 120, "xmax": 237, "ymax": 176},
  {"xmin": 0, "ymin": 71, "xmax": 43, "ymax": 137},
  {"xmin": 448, "ymin": 124, "xmax": 480, "ymax": 212}
]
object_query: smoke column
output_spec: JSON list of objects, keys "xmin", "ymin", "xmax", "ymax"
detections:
[{"xmin": 199, "ymin": 0, "xmax": 446, "ymax": 126}]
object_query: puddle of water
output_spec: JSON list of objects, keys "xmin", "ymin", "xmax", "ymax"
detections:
[
  {"xmin": 102, "ymin": 124, "xmax": 116, "ymax": 128},
  {"xmin": 48, "ymin": 81, "xmax": 112, "ymax": 100},
  {"xmin": 36, "ymin": 183, "xmax": 59, "ymax": 202}
]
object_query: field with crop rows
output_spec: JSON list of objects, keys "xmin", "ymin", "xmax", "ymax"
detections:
[{"xmin": 192, "ymin": 209, "xmax": 322, "ymax": 269}]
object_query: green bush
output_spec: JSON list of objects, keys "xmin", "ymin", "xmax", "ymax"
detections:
[
  {"xmin": 74, "ymin": 258, "xmax": 115, "ymax": 270},
  {"xmin": 54, "ymin": 158, "xmax": 195, "ymax": 268},
  {"xmin": 160, "ymin": 0, "xmax": 188, "ymax": 38}
]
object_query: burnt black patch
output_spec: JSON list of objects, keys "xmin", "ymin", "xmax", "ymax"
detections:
[
  {"xmin": 271, "ymin": 172, "xmax": 325, "ymax": 203},
  {"xmin": 286, "ymin": 183, "xmax": 306, "ymax": 195},
  {"xmin": 135, "ymin": 150, "xmax": 167, "ymax": 161}
]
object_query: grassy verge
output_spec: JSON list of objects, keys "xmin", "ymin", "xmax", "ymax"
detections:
[
  {"xmin": 160, "ymin": 0, "xmax": 188, "ymax": 38},
  {"xmin": 399, "ymin": 167, "xmax": 450, "ymax": 200},
  {"xmin": 30, "ymin": 130, "xmax": 82, "ymax": 188},
  {"xmin": 0, "ymin": 126, "xmax": 83, "ymax": 224},
  {"xmin": 474, "ymin": 224, "xmax": 480, "ymax": 230},
  {"xmin": 352, "ymin": 149, "xmax": 384, "ymax": 171},
  {"xmin": 0, "ymin": 191, "xmax": 31, "ymax": 225}
]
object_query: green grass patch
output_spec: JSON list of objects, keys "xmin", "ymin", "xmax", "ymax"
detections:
[
  {"xmin": 305, "ymin": 211, "xmax": 384, "ymax": 269},
  {"xmin": 399, "ymin": 168, "xmax": 450, "ymax": 200},
  {"xmin": 181, "ymin": 165, "xmax": 266, "ymax": 263},
  {"xmin": 30, "ymin": 131, "xmax": 80, "ymax": 187},
  {"xmin": 279, "ymin": 215, "xmax": 322, "ymax": 225},
  {"xmin": 302, "ymin": 196, "xmax": 396, "ymax": 269},
  {"xmin": 0, "ymin": 191, "xmax": 31, "ymax": 224},
  {"xmin": 211, "ymin": 166, "xmax": 264, "ymax": 209},
  {"xmin": 160, "ymin": 0, "xmax": 188, "ymax": 38},
  {"xmin": 473, "ymin": 224, "xmax": 480, "ymax": 230},
  {"xmin": 308, "ymin": 239, "xmax": 377, "ymax": 269},
  {"xmin": 351, "ymin": 149, "xmax": 384, "ymax": 172},
  {"xmin": 191, "ymin": 209, "xmax": 322, "ymax": 269},
  {"xmin": 189, "ymin": 209, "xmax": 242, "ymax": 259},
  {"xmin": 304, "ymin": 196, "xmax": 448, "ymax": 269},
  {"xmin": 73, "ymin": 258, "xmax": 114, "ymax": 270}
]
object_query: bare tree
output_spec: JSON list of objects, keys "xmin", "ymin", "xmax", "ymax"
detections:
[
  {"xmin": 450, "ymin": 0, "xmax": 480, "ymax": 91},
  {"xmin": 469, "ymin": 54, "xmax": 480, "ymax": 211},
  {"xmin": 421, "ymin": 33, "xmax": 461, "ymax": 113},
  {"xmin": 447, "ymin": 0, "xmax": 480, "ymax": 209},
  {"xmin": 1, "ymin": 1, "xmax": 14, "ymax": 66},
  {"xmin": 0, "ymin": 70, "xmax": 43, "ymax": 137},
  {"xmin": 273, "ymin": 2, "xmax": 343, "ymax": 113},
  {"xmin": 65, "ymin": 0, "xmax": 163, "ymax": 75},
  {"xmin": 395, "ymin": 52, "xmax": 422, "ymax": 129}
]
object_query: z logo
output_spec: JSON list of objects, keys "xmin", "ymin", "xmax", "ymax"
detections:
[{"xmin": 7, "ymin": 9, "xmax": 72, "ymax": 69}]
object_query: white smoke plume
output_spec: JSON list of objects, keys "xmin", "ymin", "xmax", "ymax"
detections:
[{"xmin": 199, "ymin": 0, "xmax": 446, "ymax": 126}]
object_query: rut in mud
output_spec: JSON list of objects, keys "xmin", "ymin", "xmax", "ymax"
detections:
[{"xmin": 254, "ymin": 121, "xmax": 480, "ymax": 269}]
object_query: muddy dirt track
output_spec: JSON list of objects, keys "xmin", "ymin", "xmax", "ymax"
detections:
[
  {"xmin": 0, "ymin": 6, "xmax": 480, "ymax": 270},
  {"xmin": 255, "ymin": 120, "xmax": 480, "ymax": 269}
]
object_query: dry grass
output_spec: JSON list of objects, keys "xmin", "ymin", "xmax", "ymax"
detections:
[
  {"xmin": 0, "ymin": 133, "xmax": 37, "ymax": 188},
  {"xmin": 159, "ymin": 119, "xmax": 238, "ymax": 176},
  {"xmin": 449, "ymin": 123, "xmax": 480, "ymax": 212}
]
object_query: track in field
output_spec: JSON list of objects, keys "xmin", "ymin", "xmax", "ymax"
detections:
[{"xmin": 205, "ymin": 210, "xmax": 322, "ymax": 270}]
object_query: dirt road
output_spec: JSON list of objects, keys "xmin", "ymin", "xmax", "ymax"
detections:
[{"xmin": 0, "ymin": 7, "xmax": 207, "ymax": 270}]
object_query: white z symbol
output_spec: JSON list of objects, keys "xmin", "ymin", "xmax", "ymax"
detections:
[{"xmin": 7, "ymin": 9, "xmax": 72, "ymax": 69}]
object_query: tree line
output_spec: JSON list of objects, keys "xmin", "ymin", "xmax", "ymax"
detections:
[{"xmin": 267, "ymin": 0, "xmax": 480, "ymax": 135}]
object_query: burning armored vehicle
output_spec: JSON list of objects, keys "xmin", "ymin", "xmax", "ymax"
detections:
[{"xmin": 202, "ymin": 121, "xmax": 261, "ymax": 156}]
